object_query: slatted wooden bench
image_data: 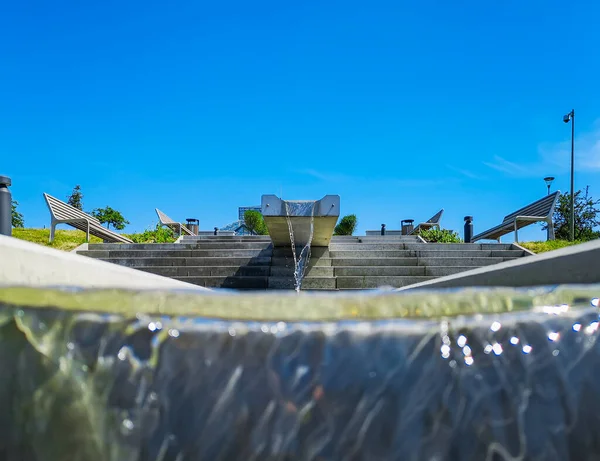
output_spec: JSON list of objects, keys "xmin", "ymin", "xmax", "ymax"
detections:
[
  {"xmin": 410, "ymin": 209, "xmax": 444, "ymax": 235},
  {"xmin": 155, "ymin": 209, "xmax": 195, "ymax": 236},
  {"xmin": 472, "ymin": 191, "xmax": 560, "ymax": 243},
  {"xmin": 43, "ymin": 193, "xmax": 133, "ymax": 243}
]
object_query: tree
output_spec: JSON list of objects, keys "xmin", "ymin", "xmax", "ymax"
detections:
[
  {"xmin": 11, "ymin": 200, "xmax": 24, "ymax": 228},
  {"xmin": 334, "ymin": 214, "xmax": 358, "ymax": 236},
  {"xmin": 544, "ymin": 186, "xmax": 600, "ymax": 241},
  {"xmin": 243, "ymin": 210, "xmax": 268, "ymax": 235},
  {"xmin": 91, "ymin": 206, "xmax": 130, "ymax": 230},
  {"xmin": 67, "ymin": 185, "xmax": 84, "ymax": 210}
]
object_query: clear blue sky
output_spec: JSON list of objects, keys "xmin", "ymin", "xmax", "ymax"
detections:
[{"xmin": 2, "ymin": 0, "xmax": 599, "ymax": 240}]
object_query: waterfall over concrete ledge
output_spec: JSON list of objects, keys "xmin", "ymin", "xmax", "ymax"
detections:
[{"xmin": 261, "ymin": 195, "xmax": 340, "ymax": 247}]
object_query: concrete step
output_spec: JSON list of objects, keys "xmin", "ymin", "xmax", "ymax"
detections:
[
  {"xmin": 336, "ymin": 276, "xmax": 437, "ymax": 289},
  {"xmin": 424, "ymin": 266, "xmax": 487, "ymax": 277},
  {"xmin": 270, "ymin": 266, "xmax": 334, "ymax": 277},
  {"xmin": 268, "ymin": 277, "xmax": 337, "ymax": 290},
  {"xmin": 415, "ymin": 250, "xmax": 524, "ymax": 258},
  {"xmin": 81, "ymin": 249, "xmax": 273, "ymax": 258},
  {"xmin": 416, "ymin": 257, "xmax": 518, "ymax": 267},
  {"xmin": 172, "ymin": 275, "xmax": 337, "ymax": 290},
  {"xmin": 86, "ymin": 242, "xmax": 273, "ymax": 251},
  {"xmin": 99, "ymin": 257, "xmax": 272, "ymax": 267},
  {"xmin": 404, "ymin": 243, "xmax": 516, "ymax": 251},
  {"xmin": 331, "ymin": 258, "xmax": 418, "ymax": 267},
  {"xmin": 330, "ymin": 250, "xmax": 417, "ymax": 258},
  {"xmin": 327, "ymin": 243, "xmax": 517, "ymax": 251},
  {"xmin": 334, "ymin": 266, "xmax": 426, "ymax": 276},
  {"xmin": 271, "ymin": 248, "xmax": 330, "ymax": 258},
  {"xmin": 271, "ymin": 257, "xmax": 332, "ymax": 267},
  {"xmin": 138, "ymin": 266, "xmax": 271, "ymax": 277},
  {"xmin": 329, "ymin": 243, "xmax": 407, "ymax": 251},
  {"xmin": 329, "ymin": 249, "xmax": 524, "ymax": 259},
  {"xmin": 180, "ymin": 236, "xmax": 272, "ymax": 242},
  {"xmin": 174, "ymin": 276, "xmax": 269, "ymax": 289}
]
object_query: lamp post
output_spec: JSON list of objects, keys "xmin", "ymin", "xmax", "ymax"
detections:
[
  {"xmin": 563, "ymin": 109, "xmax": 575, "ymax": 241},
  {"xmin": 543, "ymin": 176, "xmax": 555, "ymax": 241},
  {"xmin": 544, "ymin": 176, "xmax": 555, "ymax": 196}
]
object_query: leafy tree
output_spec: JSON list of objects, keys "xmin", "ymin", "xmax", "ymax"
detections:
[
  {"xmin": 334, "ymin": 214, "xmax": 357, "ymax": 236},
  {"xmin": 91, "ymin": 206, "xmax": 130, "ymax": 230},
  {"xmin": 67, "ymin": 185, "xmax": 84, "ymax": 210},
  {"xmin": 543, "ymin": 187, "xmax": 600, "ymax": 241},
  {"xmin": 11, "ymin": 200, "xmax": 24, "ymax": 228},
  {"xmin": 243, "ymin": 210, "xmax": 268, "ymax": 235}
]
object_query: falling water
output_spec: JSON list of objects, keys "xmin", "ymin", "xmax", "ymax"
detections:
[{"xmin": 284, "ymin": 201, "xmax": 316, "ymax": 292}]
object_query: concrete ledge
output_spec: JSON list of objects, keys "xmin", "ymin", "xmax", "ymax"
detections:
[
  {"xmin": 397, "ymin": 239, "xmax": 600, "ymax": 291},
  {"xmin": 0, "ymin": 235, "xmax": 209, "ymax": 291}
]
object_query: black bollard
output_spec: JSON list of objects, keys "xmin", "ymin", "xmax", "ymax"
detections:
[
  {"xmin": 464, "ymin": 216, "xmax": 473, "ymax": 243},
  {"xmin": 0, "ymin": 176, "xmax": 12, "ymax": 237},
  {"xmin": 381, "ymin": 224, "xmax": 386, "ymax": 236},
  {"xmin": 214, "ymin": 227, "xmax": 218, "ymax": 236}
]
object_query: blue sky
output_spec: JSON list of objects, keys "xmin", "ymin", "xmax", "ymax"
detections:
[{"xmin": 1, "ymin": 0, "xmax": 599, "ymax": 240}]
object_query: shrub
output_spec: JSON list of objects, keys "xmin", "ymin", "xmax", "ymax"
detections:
[
  {"xmin": 126, "ymin": 225, "xmax": 176, "ymax": 243},
  {"xmin": 244, "ymin": 210, "xmax": 268, "ymax": 235},
  {"xmin": 418, "ymin": 228, "xmax": 462, "ymax": 243},
  {"xmin": 334, "ymin": 214, "xmax": 358, "ymax": 236}
]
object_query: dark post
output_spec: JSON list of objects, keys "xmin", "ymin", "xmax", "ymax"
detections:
[
  {"xmin": 381, "ymin": 224, "xmax": 386, "ymax": 236},
  {"xmin": 563, "ymin": 109, "xmax": 575, "ymax": 241},
  {"xmin": 464, "ymin": 216, "xmax": 473, "ymax": 243},
  {"xmin": 214, "ymin": 227, "xmax": 218, "ymax": 236},
  {"xmin": 0, "ymin": 176, "xmax": 12, "ymax": 237},
  {"xmin": 570, "ymin": 111, "xmax": 575, "ymax": 242}
]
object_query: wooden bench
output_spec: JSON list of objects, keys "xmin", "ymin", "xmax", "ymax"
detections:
[
  {"xmin": 472, "ymin": 191, "xmax": 560, "ymax": 243},
  {"xmin": 155, "ymin": 209, "xmax": 195, "ymax": 236},
  {"xmin": 410, "ymin": 209, "xmax": 444, "ymax": 235},
  {"xmin": 43, "ymin": 193, "xmax": 133, "ymax": 243}
]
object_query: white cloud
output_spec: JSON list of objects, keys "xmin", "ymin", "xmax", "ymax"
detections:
[
  {"xmin": 446, "ymin": 165, "xmax": 485, "ymax": 180},
  {"xmin": 483, "ymin": 121, "xmax": 600, "ymax": 177},
  {"xmin": 295, "ymin": 169, "xmax": 353, "ymax": 182},
  {"xmin": 482, "ymin": 155, "xmax": 538, "ymax": 177},
  {"xmin": 538, "ymin": 123, "xmax": 600, "ymax": 172}
]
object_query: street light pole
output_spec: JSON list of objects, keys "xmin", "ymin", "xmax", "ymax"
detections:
[
  {"xmin": 543, "ymin": 176, "xmax": 555, "ymax": 241},
  {"xmin": 563, "ymin": 109, "xmax": 575, "ymax": 241},
  {"xmin": 544, "ymin": 176, "xmax": 555, "ymax": 196}
]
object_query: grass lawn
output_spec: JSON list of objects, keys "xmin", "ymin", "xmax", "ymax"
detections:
[
  {"xmin": 11, "ymin": 228, "xmax": 103, "ymax": 251},
  {"xmin": 11, "ymin": 226, "xmax": 176, "ymax": 250},
  {"xmin": 520, "ymin": 239, "xmax": 585, "ymax": 254}
]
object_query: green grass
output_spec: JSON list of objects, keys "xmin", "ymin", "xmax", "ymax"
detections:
[
  {"xmin": 11, "ymin": 228, "xmax": 102, "ymax": 251},
  {"xmin": 520, "ymin": 239, "xmax": 584, "ymax": 254},
  {"xmin": 11, "ymin": 226, "xmax": 177, "ymax": 251}
]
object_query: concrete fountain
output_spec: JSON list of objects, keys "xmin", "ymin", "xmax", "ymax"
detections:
[
  {"xmin": 2, "ymin": 188, "xmax": 600, "ymax": 460},
  {"xmin": 262, "ymin": 194, "xmax": 340, "ymax": 290}
]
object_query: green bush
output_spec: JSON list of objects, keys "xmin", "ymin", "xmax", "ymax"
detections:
[
  {"xmin": 244, "ymin": 210, "xmax": 268, "ymax": 235},
  {"xmin": 334, "ymin": 214, "xmax": 358, "ymax": 236},
  {"xmin": 418, "ymin": 228, "xmax": 462, "ymax": 243},
  {"xmin": 126, "ymin": 225, "xmax": 176, "ymax": 243}
]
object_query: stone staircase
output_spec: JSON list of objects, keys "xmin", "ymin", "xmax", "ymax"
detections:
[{"xmin": 77, "ymin": 234, "xmax": 530, "ymax": 290}]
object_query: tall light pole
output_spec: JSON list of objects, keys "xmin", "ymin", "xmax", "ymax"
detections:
[
  {"xmin": 563, "ymin": 109, "xmax": 575, "ymax": 241},
  {"xmin": 543, "ymin": 176, "xmax": 555, "ymax": 241}
]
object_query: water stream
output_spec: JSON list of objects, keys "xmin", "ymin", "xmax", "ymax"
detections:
[
  {"xmin": 284, "ymin": 201, "xmax": 316, "ymax": 292},
  {"xmin": 1, "ymin": 285, "xmax": 600, "ymax": 460}
]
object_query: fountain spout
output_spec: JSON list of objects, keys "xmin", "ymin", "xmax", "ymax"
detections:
[{"xmin": 261, "ymin": 195, "xmax": 340, "ymax": 247}]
